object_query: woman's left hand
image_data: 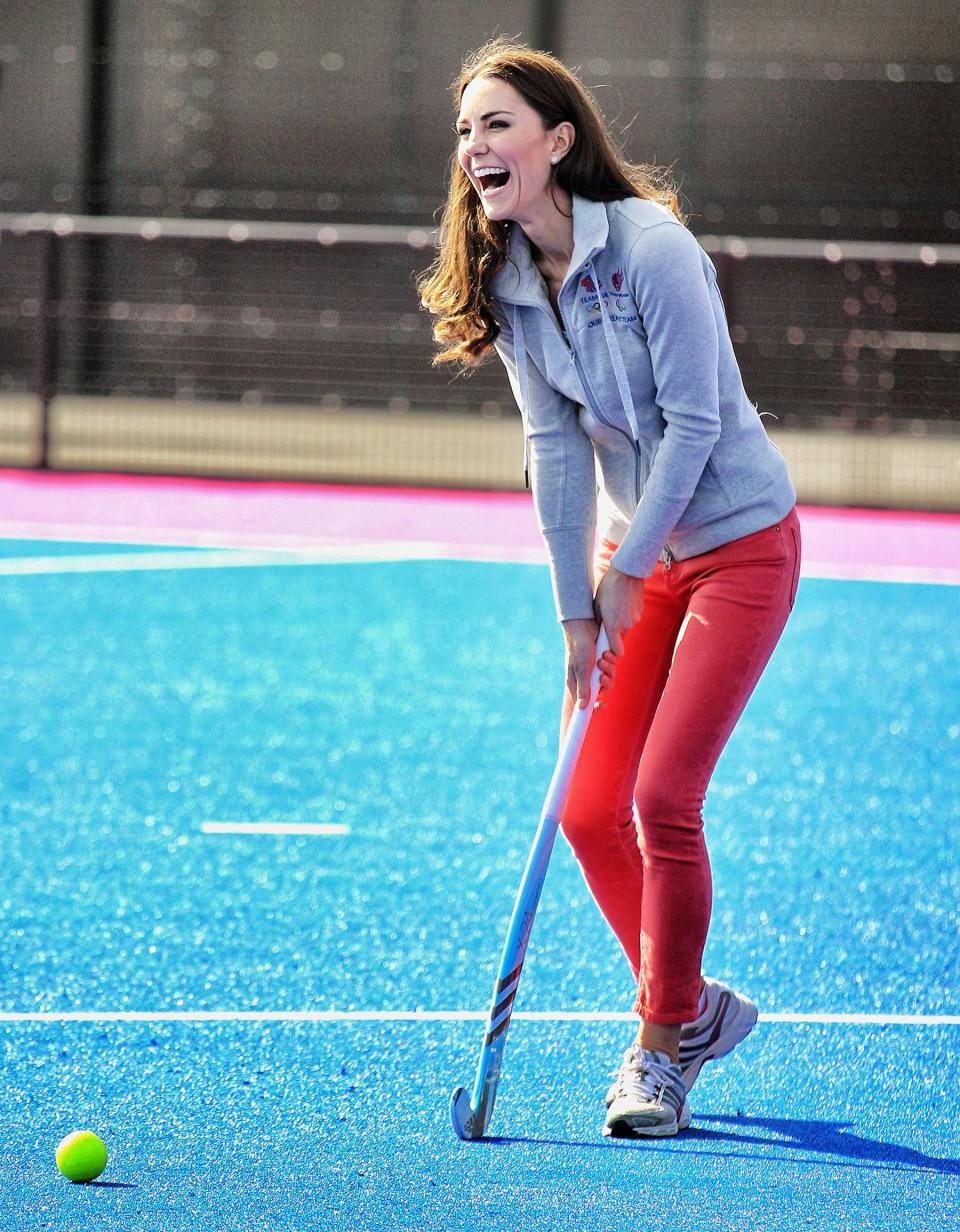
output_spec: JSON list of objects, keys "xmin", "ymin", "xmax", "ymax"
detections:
[{"xmin": 594, "ymin": 564, "xmax": 645, "ymax": 657}]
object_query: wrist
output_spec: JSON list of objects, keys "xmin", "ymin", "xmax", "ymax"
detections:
[
  {"xmin": 602, "ymin": 563, "xmax": 643, "ymax": 590},
  {"xmin": 562, "ymin": 616, "xmax": 598, "ymax": 642}
]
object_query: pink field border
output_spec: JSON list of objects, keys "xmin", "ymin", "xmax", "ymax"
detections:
[{"xmin": 1, "ymin": 469, "xmax": 958, "ymax": 584}]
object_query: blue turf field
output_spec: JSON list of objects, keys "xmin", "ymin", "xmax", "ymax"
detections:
[{"xmin": 2, "ymin": 540, "xmax": 958, "ymax": 1230}]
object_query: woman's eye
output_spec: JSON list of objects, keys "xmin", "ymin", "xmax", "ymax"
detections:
[{"xmin": 455, "ymin": 121, "xmax": 508, "ymax": 137}]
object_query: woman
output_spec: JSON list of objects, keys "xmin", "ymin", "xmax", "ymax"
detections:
[{"xmin": 420, "ymin": 39, "xmax": 800, "ymax": 1138}]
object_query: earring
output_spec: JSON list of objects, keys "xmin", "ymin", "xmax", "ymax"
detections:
[{"xmin": 550, "ymin": 155, "xmax": 559, "ymax": 165}]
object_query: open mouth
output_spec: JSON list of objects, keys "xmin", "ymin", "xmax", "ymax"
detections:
[{"xmin": 475, "ymin": 168, "xmax": 511, "ymax": 195}]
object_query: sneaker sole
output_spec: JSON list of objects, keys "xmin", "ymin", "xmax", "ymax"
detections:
[
  {"xmin": 680, "ymin": 992, "xmax": 758, "ymax": 1095},
  {"xmin": 603, "ymin": 1101, "xmax": 692, "ymax": 1139}
]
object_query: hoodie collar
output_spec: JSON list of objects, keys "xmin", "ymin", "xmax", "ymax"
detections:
[{"xmin": 489, "ymin": 193, "xmax": 611, "ymax": 305}]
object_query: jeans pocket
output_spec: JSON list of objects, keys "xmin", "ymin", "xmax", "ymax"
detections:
[{"xmin": 788, "ymin": 523, "xmax": 802, "ymax": 608}]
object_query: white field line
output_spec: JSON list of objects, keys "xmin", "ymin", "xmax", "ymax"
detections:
[
  {"xmin": 200, "ymin": 821, "xmax": 349, "ymax": 836},
  {"xmin": 0, "ymin": 521, "xmax": 394, "ymax": 548},
  {"xmin": 1, "ymin": 1010, "xmax": 958, "ymax": 1025},
  {"xmin": 801, "ymin": 560, "xmax": 960, "ymax": 587},
  {"xmin": 0, "ymin": 544, "xmax": 471, "ymax": 575},
  {"xmin": 0, "ymin": 537, "xmax": 957, "ymax": 585},
  {"xmin": 0, "ymin": 525, "xmax": 548, "ymax": 564}
]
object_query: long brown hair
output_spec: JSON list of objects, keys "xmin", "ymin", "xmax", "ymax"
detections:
[{"xmin": 418, "ymin": 38, "xmax": 684, "ymax": 368}]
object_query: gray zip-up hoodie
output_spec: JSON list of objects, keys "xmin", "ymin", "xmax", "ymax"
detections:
[{"xmin": 491, "ymin": 193, "xmax": 797, "ymax": 621}]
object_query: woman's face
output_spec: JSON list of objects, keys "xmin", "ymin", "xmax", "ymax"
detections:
[{"xmin": 456, "ymin": 76, "xmax": 572, "ymax": 225}]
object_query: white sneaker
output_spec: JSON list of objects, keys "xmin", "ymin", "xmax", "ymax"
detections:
[
  {"xmin": 679, "ymin": 977, "xmax": 758, "ymax": 1095},
  {"xmin": 603, "ymin": 1046, "xmax": 691, "ymax": 1138}
]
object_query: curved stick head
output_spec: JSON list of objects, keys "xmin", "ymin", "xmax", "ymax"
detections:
[{"xmin": 450, "ymin": 1086, "xmax": 484, "ymax": 1140}]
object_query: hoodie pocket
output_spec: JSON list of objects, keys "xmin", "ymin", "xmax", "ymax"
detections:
[{"xmin": 703, "ymin": 455, "xmax": 734, "ymax": 507}]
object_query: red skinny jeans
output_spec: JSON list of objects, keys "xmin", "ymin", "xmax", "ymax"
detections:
[{"xmin": 560, "ymin": 508, "xmax": 802, "ymax": 1024}]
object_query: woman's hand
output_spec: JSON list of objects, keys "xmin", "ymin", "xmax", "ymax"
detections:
[
  {"xmin": 594, "ymin": 564, "xmax": 645, "ymax": 657},
  {"xmin": 562, "ymin": 618, "xmax": 617, "ymax": 713}
]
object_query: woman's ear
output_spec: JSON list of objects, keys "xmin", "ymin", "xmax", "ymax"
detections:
[{"xmin": 551, "ymin": 121, "xmax": 576, "ymax": 162}]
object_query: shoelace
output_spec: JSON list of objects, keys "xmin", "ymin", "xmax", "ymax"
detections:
[
  {"xmin": 613, "ymin": 1047, "xmax": 679, "ymax": 1104},
  {"xmin": 609, "ymin": 1047, "xmax": 636, "ymax": 1096}
]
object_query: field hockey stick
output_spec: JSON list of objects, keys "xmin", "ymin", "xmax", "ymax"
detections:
[{"xmin": 450, "ymin": 625, "xmax": 610, "ymax": 1141}]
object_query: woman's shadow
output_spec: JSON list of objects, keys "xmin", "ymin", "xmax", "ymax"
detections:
[
  {"xmin": 685, "ymin": 1113, "xmax": 960, "ymax": 1176},
  {"xmin": 489, "ymin": 1112, "xmax": 960, "ymax": 1176}
]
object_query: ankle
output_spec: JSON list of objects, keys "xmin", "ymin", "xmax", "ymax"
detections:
[{"xmin": 635, "ymin": 1021, "xmax": 681, "ymax": 1065}]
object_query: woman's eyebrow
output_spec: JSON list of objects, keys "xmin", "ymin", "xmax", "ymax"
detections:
[{"xmin": 456, "ymin": 109, "xmax": 516, "ymax": 125}]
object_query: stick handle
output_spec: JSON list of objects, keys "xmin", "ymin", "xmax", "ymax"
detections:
[{"xmin": 540, "ymin": 623, "xmax": 609, "ymax": 823}]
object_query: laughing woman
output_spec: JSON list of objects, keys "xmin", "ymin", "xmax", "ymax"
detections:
[{"xmin": 419, "ymin": 40, "xmax": 800, "ymax": 1138}]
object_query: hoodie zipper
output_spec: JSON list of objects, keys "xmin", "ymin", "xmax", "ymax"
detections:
[
  {"xmin": 554, "ymin": 294, "xmax": 643, "ymax": 507},
  {"xmin": 510, "ymin": 286, "xmax": 645, "ymax": 506}
]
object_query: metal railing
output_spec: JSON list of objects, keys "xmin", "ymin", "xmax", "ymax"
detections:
[{"xmin": 1, "ymin": 211, "xmax": 958, "ymax": 474}]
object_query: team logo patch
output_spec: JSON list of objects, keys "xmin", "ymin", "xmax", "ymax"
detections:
[{"xmin": 577, "ymin": 267, "xmax": 638, "ymax": 327}]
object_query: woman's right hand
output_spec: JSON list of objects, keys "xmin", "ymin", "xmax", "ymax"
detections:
[{"xmin": 562, "ymin": 618, "xmax": 616, "ymax": 712}]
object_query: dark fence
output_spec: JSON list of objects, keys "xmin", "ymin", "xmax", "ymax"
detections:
[{"xmin": 0, "ymin": 212, "xmax": 958, "ymax": 500}]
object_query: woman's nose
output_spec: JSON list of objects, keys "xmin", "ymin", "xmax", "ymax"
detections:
[{"xmin": 464, "ymin": 132, "xmax": 487, "ymax": 157}]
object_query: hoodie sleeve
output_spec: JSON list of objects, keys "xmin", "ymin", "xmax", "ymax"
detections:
[
  {"xmin": 494, "ymin": 310, "xmax": 597, "ymax": 622},
  {"xmin": 610, "ymin": 220, "xmax": 722, "ymax": 578}
]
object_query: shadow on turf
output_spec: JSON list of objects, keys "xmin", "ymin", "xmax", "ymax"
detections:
[
  {"xmin": 691, "ymin": 1115, "xmax": 960, "ymax": 1176},
  {"xmin": 488, "ymin": 1114, "xmax": 960, "ymax": 1176}
]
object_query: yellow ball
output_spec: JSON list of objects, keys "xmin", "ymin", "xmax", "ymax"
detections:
[{"xmin": 55, "ymin": 1130, "xmax": 108, "ymax": 1183}]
